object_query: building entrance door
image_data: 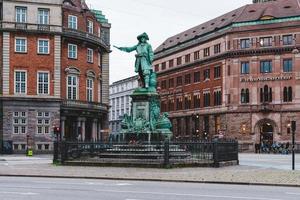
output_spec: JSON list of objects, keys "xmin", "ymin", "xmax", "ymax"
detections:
[{"xmin": 260, "ymin": 122, "xmax": 274, "ymax": 145}]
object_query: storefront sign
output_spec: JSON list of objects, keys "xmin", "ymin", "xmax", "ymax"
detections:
[{"xmin": 241, "ymin": 76, "xmax": 292, "ymax": 83}]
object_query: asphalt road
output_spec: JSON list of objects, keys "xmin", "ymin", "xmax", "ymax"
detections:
[{"xmin": 0, "ymin": 177, "xmax": 299, "ymax": 200}]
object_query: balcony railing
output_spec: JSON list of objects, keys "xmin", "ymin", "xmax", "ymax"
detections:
[
  {"xmin": 62, "ymin": 100, "xmax": 108, "ymax": 111},
  {"xmin": 0, "ymin": 21, "xmax": 62, "ymax": 33},
  {"xmin": 63, "ymin": 28, "xmax": 110, "ymax": 50}
]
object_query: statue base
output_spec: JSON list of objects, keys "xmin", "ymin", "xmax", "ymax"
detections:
[{"xmin": 119, "ymin": 88, "xmax": 173, "ymax": 143}]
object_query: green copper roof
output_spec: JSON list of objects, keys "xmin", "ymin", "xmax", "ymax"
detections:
[{"xmin": 91, "ymin": 9, "xmax": 109, "ymax": 24}]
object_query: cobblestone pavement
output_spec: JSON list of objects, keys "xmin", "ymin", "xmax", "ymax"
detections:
[{"xmin": 0, "ymin": 154, "xmax": 299, "ymax": 187}]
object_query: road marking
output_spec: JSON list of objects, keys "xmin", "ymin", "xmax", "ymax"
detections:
[
  {"xmin": 0, "ymin": 191, "xmax": 38, "ymax": 195},
  {"xmin": 116, "ymin": 183, "xmax": 132, "ymax": 186},
  {"xmin": 94, "ymin": 189, "xmax": 282, "ymax": 200},
  {"xmin": 286, "ymin": 192, "xmax": 300, "ymax": 196}
]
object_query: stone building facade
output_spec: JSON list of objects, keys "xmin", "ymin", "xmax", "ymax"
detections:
[
  {"xmin": 0, "ymin": 0, "xmax": 110, "ymax": 153},
  {"xmin": 109, "ymin": 75, "xmax": 138, "ymax": 140},
  {"xmin": 154, "ymin": 0, "xmax": 300, "ymax": 150}
]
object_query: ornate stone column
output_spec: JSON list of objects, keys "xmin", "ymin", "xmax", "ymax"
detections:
[
  {"xmin": 61, "ymin": 117, "xmax": 66, "ymax": 139},
  {"xmin": 92, "ymin": 119, "xmax": 98, "ymax": 141},
  {"xmin": 81, "ymin": 118, "xmax": 86, "ymax": 141}
]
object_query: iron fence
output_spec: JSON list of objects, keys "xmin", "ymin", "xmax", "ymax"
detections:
[{"xmin": 53, "ymin": 139, "xmax": 238, "ymax": 168}]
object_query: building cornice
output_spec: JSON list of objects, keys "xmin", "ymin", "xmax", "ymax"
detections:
[{"xmin": 154, "ymin": 16, "xmax": 300, "ymax": 60}]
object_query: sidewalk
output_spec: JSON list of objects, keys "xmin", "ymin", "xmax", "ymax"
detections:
[{"xmin": 0, "ymin": 154, "xmax": 299, "ymax": 187}]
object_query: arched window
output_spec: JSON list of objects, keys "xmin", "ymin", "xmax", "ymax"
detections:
[
  {"xmin": 261, "ymin": 85, "xmax": 272, "ymax": 103},
  {"xmin": 241, "ymin": 89, "xmax": 245, "ymax": 103},
  {"xmin": 283, "ymin": 87, "xmax": 288, "ymax": 102},
  {"xmin": 65, "ymin": 67, "xmax": 80, "ymax": 100},
  {"xmin": 288, "ymin": 87, "xmax": 293, "ymax": 102},
  {"xmin": 245, "ymin": 89, "xmax": 250, "ymax": 103}
]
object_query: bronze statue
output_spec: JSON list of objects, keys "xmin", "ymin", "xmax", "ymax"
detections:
[{"xmin": 114, "ymin": 32, "xmax": 154, "ymax": 88}]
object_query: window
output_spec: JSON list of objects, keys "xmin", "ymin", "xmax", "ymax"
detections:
[
  {"xmin": 260, "ymin": 37, "xmax": 272, "ymax": 47},
  {"xmin": 37, "ymin": 112, "xmax": 50, "ymax": 134},
  {"xmin": 169, "ymin": 78, "xmax": 174, "ymax": 88},
  {"xmin": 38, "ymin": 39, "xmax": 49, "ymax": 54},
  {"xmin": 283, "ymin": 59, "xmax": 292, "ymax": 72},
  {"xmin": 15, "ymin": 38, "xmax": 27, "ymax": 53},
  {"xmin": 260, "ymin": 60, "xmax": 272, "ymax": 73},
  {"xmin": 13, "ymin": 112, "xmax": 27, "ymax": 134},
  {"xmin": 16, "ymin": 7, "xmax": 27, "ymax": 23},
  {"xmin": 168, "ymin": 99, "xmax": 174, "ymax": 111},
  {"xmin": 214, "ymin": 66, "xmax": 221, "ymax": 78},
  {"xmin": 161, "ymin": 62, "xmax": 166, "ymax": 70},
  {"xmin": 176, "ymin": 97, "xmax": 183, "ymax": 110},
  {"xmin": 87, "ymin": 48, "xmax": 93, "ymax": 63},
  {"xmin": 214, "ymin": 90, "xmax": 222, "ymax": 106},
  {"xmin": 204, "ymin": 69, "xmax": 210, "ymax": 80},
  {"xmin": 283, "ymin": 86, "xmax": 292, "ymax": 102},
  {"xmin": 241, "ymin": 62, "xmax": 250, "ymax": 74},
  {"xmin": 67, "ymin": 75, "xmax": 78, "ymax": 100},
  {"xmin": 260, "ymin": 85, "xmax": 272, "ymax": 103},
  {"xmin": 203, "ymin": 92, "xmax": 211, "ymax": 107},
  {"xmin": 161, "ymin": 80, "xmax": 167, "ymax": 89},
  {"xmin": 193, "ymin": 94, "xmax": 201, "ymax": 108},
  {"xmin": 38, "ymin": 9, "xmax": 49, "ymax": 24},
  {"xmin": 169, "ymin": 60, "xmax": 174, "ymax": 68},
  {"xmin": 15, "ymin": 71, "xmax": 26, "ymax": 94},
  {"xmin": 214, "ymin": 44, "xmax": 221, "ymax": 54},
  {"xmin": 177, "ymin": 57, "xmax": 182, "ymax": 65},
  {"xmin": 154, "ymin": 64, "xmax": 159, "ymax": 72},
  {"xmin": 283, "ymin": 35, "xmax": 293, "ymax": 45},
  {"xmin": 68, "ymin": 44, "xmax": 77, "ymax": 59},
  {"xmin": 194, "ymin": 71, "xmax": 200, "ymax": 83},
  {"xmin": 184, "ymin": 74, "xmax": 191, "ymax": 85},
  {"xmin": 87, "ymin": 20, "xmax": 93, "ymax": 34},
  {"xmin": 68, "ymin": 15, "xmax": 77, "ymax": 29},
  {"xmin": 37, "ymin": 72, "xmax": 49, "ymax": 95},
  {"xmin": 185, "ymin": 54, "xmax": 190, "ymax": 63},
  {"xmin": 204, "ymin": 47, "xmax": 210, "ymax": 57},
  {"xmin": 184, "ymin": 95, "xmax": 192, "ymax": 109},
  {"xmin": 241, "ymin": 89, "xmax": 250, "ymax": 103},
  {"xmin": 240, "ymin": 39, "xmax": 250, "ymax": 49},
  {"xmin": 87, "ymin": 78, "xmax": 93, "ymax": 101},
  {"xmin": 194, "ymin": 51, "xmax": 200, "ymax": 60},
  {"xmin": 176, "ymin": 76, "xmax": 182, "ymax": 86}
]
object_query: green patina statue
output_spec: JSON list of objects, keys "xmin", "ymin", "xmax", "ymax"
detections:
[
  {"xmin": 114, "ymin": 32, "xmax": 154, "ymax": 89},
  {"xmin": 115, "ymin": 33, "xmax": 172, "ymax": 141}
]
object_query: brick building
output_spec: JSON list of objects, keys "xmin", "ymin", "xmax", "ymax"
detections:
[
  {"xmin": 154, "ymin": 0, "xmax": 300, "ymax": 150},
  {"xmin": 0, "ymin": 0, "xmax": 110, "ymax": 153}
]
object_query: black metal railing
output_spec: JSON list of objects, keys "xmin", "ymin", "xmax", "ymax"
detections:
[
  {"xmin": 53, "ymin": 139, "xmax": 239, "ymax": 168},
  {"xmin": 0, "ymin": 21, "xmax": 62, "ymax": 33},
  {"xmin": 62, "ymin": 28, "xmax": 110, "ymax": 49}
]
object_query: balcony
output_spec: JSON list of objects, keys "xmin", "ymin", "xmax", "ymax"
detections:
[
  {"xmin": 61, "ymin": 100, "xmax": 108, "ymax": 112},
  {"xmin": 0, "ymin": 21, "xmax": 62, "ymax": 33},
  {"xmin": 62, "ymin": 28, "xmax": 110, "ymax": 50}
]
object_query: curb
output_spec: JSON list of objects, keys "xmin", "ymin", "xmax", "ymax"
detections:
[{"xmin": 0, "ymin": 174, "xmax": 299, "ymax": 188}]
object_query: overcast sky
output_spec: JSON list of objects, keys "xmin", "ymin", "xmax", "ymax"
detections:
[{"xmin": 86, "ymin": 0, "xmax": 251, "ymax": 83}]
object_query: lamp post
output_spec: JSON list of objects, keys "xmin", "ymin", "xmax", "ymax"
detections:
[{"xmin": 291, "ymin": 121, "xmax": 296, "ymax": 170}]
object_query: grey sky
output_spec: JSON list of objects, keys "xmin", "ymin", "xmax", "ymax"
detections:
[{"xmin": 86, "ymin": 0, "xmax": 250, "ymax": 83}]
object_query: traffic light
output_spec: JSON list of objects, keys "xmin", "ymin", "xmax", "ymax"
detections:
[{"xmin": 54, "ymin": 127, "xmax": 60, "ymax": 135}]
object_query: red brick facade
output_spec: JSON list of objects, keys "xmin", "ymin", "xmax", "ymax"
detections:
[{"xmin": 154, "ymin": 0, "xmax": 300, "ymax": 151}]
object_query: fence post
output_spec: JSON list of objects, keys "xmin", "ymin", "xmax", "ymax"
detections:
[
  {"xmin": 213, "ymin": 141, "xmax": 219, "ymax": 167},
  {"xmin": 164, "ymin": 139, "xmax": 170, "ymax": 168},
  {"xmin": 53, "ymin": 141, "xmax": 58, "ymax": 163}
]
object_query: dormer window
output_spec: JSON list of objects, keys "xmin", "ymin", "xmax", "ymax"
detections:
[
  {"xmin": 87, "ymin": 20, "xmax": 93, "ymax": 34},
  {"xmin": 68, "ymin": 15, "xmax": 77, "ymax": 29}
]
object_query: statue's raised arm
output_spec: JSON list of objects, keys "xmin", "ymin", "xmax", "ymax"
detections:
[{"xmin": 113, "ymin": 45, "xmax": 137, "ymax": 53}]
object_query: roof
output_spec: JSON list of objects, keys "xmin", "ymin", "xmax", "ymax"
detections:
[
  {"xmin": 91, "ymin": 9, "xmax": 109, "ymax": 24},
  {"xmin": 155, "ymin": 0, "xmax": 300, "ymax": 53}
]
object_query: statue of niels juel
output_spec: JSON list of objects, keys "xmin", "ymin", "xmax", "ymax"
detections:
[{"xmin": 114, "ymin": 32, "xmax": 154, "ymax": 89}]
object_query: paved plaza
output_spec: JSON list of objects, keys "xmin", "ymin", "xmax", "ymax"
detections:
[{"xmin": 0, "ymin": 153, "xmax": 299, "ymax": 187}]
